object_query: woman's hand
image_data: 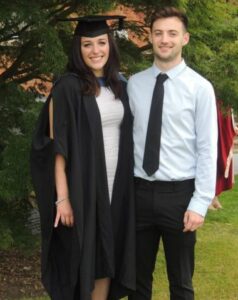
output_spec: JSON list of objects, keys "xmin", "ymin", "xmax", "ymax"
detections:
[
  {"xmin": 54, "ymin": 154, "xmax": 74, "ymax": 227},
  {"xmin": 54, "ymin": 199, "xmax": 74, "ymax": 228}
]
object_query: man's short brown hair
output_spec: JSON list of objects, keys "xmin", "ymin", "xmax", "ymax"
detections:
[{"xmin": 150, "ymin": 7, "xmax": 188, "ymax": 31}]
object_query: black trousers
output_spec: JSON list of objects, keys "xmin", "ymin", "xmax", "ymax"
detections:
[{"xmin": 129, "ymin": 178, "xmax": 196, "ymax": 300}]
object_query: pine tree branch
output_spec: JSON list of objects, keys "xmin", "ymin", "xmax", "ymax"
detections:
[
  {"xmin": 0, "ymin": 24, "xmax": 31, "ymax": 43},
  {"xmin": 0, "ymin": 41, "xmax": 32, "ymax": 82},
  {"xmin": 47, "ymin": 2, "xmax": 71, "ymax": 18},
  {"xmin": 48, "ymin": 5, "xmax": 78, "ymax": 25}
]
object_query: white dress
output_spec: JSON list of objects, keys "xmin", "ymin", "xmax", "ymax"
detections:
[{"xmin": 95, "ymin": 87, "xmax": 124, "ymax": 202}]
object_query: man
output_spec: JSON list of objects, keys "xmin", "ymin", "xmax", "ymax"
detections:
[{"xmin": 127, "ymin": 6, "xmax": 218, "ymax": 300}]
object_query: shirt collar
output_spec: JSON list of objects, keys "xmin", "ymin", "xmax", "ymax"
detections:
[{"xmin": 152, "ymin": 59, "xmax": 187, "ymax": 79}]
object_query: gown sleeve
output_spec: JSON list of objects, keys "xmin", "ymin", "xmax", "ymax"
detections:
[
  {"xmin": 30, "ymin": 77, "xmax": 72, "ymax": 239},
  {"xmin": 51, "ymin": 78, "xmax": 71, "ymax": 161}
]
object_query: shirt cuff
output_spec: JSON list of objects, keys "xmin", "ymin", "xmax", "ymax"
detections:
[{"xmin": 187, "ymin": 196, "xmax": 213, "ymax": 217}]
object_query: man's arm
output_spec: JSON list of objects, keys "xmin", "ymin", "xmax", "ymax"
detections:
[{"xmin": 184, "ymin": 82, "xmax": 218, "ymax": 231}]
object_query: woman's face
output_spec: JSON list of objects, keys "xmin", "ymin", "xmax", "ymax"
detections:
[{"xmin": 81, "ymin": 34, "xmax": 110, "ymax": 77}]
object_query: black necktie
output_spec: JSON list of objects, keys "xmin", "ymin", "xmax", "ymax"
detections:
[{"xmin": 143, "ymin": 73, "xmax": 168, "ymax": 176}]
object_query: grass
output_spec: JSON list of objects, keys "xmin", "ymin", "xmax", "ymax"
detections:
[{"xmin": 21, "ymin": 177, "xmax": 238, "ymax": 300}]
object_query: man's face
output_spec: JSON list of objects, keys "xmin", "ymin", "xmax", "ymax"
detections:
[{"xmin": 150, "ymin": 17, "xmax": 189, "ymax": 66}]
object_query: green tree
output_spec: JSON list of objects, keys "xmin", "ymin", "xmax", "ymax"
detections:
[
  {"xmin": 0, "ymin": 0, "xmax": 115, "ymax": 85},
  {"xmin": 185, "ymin": 0, "xmax": 238, "ymax": 110}
]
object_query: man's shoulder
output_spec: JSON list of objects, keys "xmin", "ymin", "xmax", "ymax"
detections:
[{"xmin": 185, "ymin": 66, "xmax": 213, "ymax": 88}]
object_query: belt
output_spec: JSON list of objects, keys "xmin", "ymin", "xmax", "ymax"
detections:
[{"xmin": 134, "ymin": 177, "xmax": 195, "ymax": 192}]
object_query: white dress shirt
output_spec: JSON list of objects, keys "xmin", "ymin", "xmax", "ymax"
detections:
[{"xmin": 127, "ymin": 60, "xmax": 218, "ymax": 217}]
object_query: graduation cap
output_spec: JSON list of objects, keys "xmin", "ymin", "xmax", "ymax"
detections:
[{"xmin": 59, "ymin": 15, "xmax": 126, "ymax": 37}]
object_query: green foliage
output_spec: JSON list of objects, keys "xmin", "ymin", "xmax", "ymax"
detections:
[
  {"xmin": 118, "ymin": 38, "xmax": 151, "ymax": 76},
  {"xmin": 0, "ymin": 134, "xmax": 31, "ymax": 200},
  {"xmin": 77, "ymin": 0, "xmax": 116, "ymax": 13},
  {"xmin": 0, "ymin": 82, "xmax": 42, "ymax": 250},
  {"xmin": 0, "ymin": 1, "xmax": 68, "ymax": 85},
  {"xmin": 0, "ymin": 221, "xmax": 14, "ymax": 250},
  {"xmin": 0, "ymin": 198, "xmax": 39, "ymax": 251},
  {"xmin": 184, "ymin": 0, "xmax": 238, "ymax": 109},
  {"xmin": 210, "ymin": 39, "xmax": 238, "ymax": 110},
  {"xmin": 119, "ymin": 0, "xmax": 187, "ymax": 8},
  {"xmin": 0, "ymin": 84, "xmax": 41, "ymax": 199},
  {"xmin": 0, "ymin": 83, "xmax": 36, "ymax": 144}
]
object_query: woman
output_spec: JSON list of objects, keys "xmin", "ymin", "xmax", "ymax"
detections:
[{"xmin": 31, "ymin": 16, "xmax": 135, "ymax": 300}]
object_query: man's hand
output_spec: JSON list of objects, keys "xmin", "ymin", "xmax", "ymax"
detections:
[{"xmin": 183, "ymin": 210, "xmax": 204, "ymax": 232}]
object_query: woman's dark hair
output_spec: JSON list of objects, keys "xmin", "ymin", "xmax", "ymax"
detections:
[
  {"xmin": 67, "ymin": 33, "xmax": 122, "ymax": 98},
  {"xmin": 150, "ymin": 7, "xmax": 188, "ymax": 31}
]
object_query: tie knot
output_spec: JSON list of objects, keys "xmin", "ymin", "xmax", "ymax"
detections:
[{"xmin": 157, "ymin": 73, "xmax": 168, "ymax": 84}]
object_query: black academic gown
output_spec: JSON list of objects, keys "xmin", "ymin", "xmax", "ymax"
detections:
[{"xmin": 30, "ymin": 73, "xmax": 136, "ymax": 300}]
